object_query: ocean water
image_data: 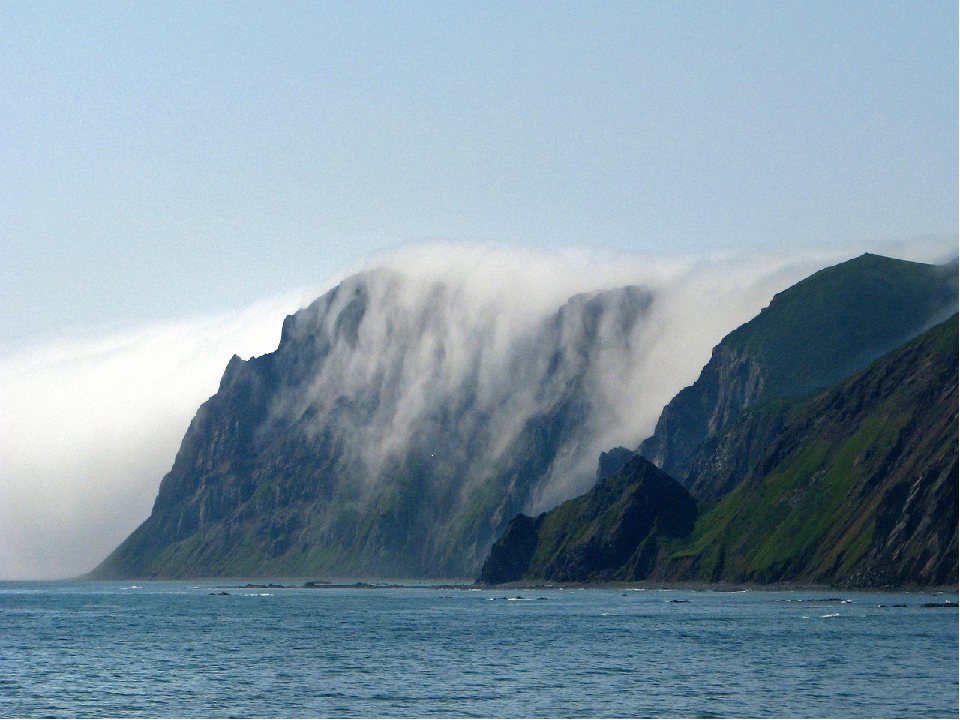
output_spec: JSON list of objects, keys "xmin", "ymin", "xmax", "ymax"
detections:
[{"xmin": 0, "ymin": 582, "xmax": 956, "ymax": 718}]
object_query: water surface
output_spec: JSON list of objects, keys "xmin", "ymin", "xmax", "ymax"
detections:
[{"xmin": 1, "ymin": 581, "xmax": 956, "ymax": 717}]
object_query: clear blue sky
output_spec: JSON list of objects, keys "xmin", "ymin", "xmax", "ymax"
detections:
[{"xmin": 1, "ymin": 1, "xmax": 957, "ymax": 346}]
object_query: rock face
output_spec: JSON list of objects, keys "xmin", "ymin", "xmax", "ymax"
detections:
[
  {"xmin": 672, "ymin": 314, "xmax": 959, "ymax": 588},
  {"xmin": 89, "ymin": 271, "xmax": 654, "ymax": 579},
  {"xmin": 595, "ymin": 447, "xmax": 636, "ymax": 483},
  {"xmin": 477, "ymin": 456, "xmax": 697, "ymax": 584},
  {"xmin": 639, "ymin": 254, "xmax": 958, "ymax": 482},
  {"xmin": 478, "ymin": 315, "xmax": 959, "ymax": 588}
]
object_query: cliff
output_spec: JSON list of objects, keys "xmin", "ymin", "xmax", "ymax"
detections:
[
  {"xmin": 88, "ymin": 272, "xmax": 653, "ymax": 579},
  {"xmin": 639, "ymin": 254, "xmax": 957, "ymax": 481},
  {"xmin": 478, "ymin": 315, "xmax": 959, "ymax": 588}
]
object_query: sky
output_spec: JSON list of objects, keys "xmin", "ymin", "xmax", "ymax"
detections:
[
  {"xmin": 1, "ymin": 1, "xmax": 957, "ymax": 346},
  {"xmin": 0, "ymin": 1, "xmax": 957, "ymax": 579}
]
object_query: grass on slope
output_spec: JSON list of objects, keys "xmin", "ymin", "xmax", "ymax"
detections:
[
  {"xmin": 668, "ymin": 314, "xmax": 957, "ymax": 584},
  {"xmin": 723, "ymin": 253, "xmax": 957, "ymax": 399}
]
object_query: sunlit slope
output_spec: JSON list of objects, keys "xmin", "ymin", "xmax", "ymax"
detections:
[
  {"xmin": 640, "ymin": 254, "xmax": 958, "ymax": 480},
  {"xmin": 672, "ymin": 314, "xmax": 957, "ymax": 586},
  {"xmin": 480, "ymin": 316, "xmax": 958, "ymax": 587}
]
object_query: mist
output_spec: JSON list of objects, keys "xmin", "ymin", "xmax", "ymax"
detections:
[
  {"xmin": 1, "ymin": 239, "xmax": 955, "ymax": 579},
  {"xmin": 0, "ymin": 295, "xmax": 309, "ymax": 580}
]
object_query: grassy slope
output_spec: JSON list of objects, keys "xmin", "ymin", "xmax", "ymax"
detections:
[
  {"xmin": 640, "ymin": 254, "xmax": 957, "ymax": 481},
  {"xmin": 666, "ymin": 314, "xmax": 958, "ymax": 586},
  {"xmin": 478, "ymin": 315, "xmax": 958, "ymax": 588},
  {"xmin": 724, "ymin": 253, "xmax": 957, "ymax": 400}
]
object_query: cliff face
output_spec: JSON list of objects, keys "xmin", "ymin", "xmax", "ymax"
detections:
[
  {"xmin": 673, "ymin": 314, "xmax": 959, "ymax": 588},
  {"xmin": 478, "ymin": 315, "xmax": 959, "ymax": 588},
  {"xmin": 89, "ymin": 271, "xmax": 654, "ymax": 579},
  {"xmin": 639, "ymin": 254, "xmax": 958, "ymax": 480}
]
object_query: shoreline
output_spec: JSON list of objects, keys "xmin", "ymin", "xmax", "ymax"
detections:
[{"xmin": 35, "ymin": 576, "xmax": 960, "ymax": 594}]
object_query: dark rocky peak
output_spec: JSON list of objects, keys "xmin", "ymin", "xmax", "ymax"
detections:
[{"xmin": 596, "ymin": 446, "xmax": 635, "ymax": 482}]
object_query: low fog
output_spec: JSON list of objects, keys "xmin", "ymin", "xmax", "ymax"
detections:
[{"xmin": 1, "ymin": 239, "xmax": 955, "ymax": 579}]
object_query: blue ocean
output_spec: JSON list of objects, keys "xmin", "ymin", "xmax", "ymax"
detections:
[{"xmin": 0, "ymin": 581, "xmax": 956, "ymax": 718}]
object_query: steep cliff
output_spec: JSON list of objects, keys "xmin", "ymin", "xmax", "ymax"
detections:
[
  {"xmin": 89, "ymin": 271, "xmax": 654, "ymax": 579},
  {"xmin": 478, "ymin": 315, "xmax": 959, "ymax": 588},
  {"xmin": 639, "ymin": 254, "xmax": 957, "ymax": 480}
]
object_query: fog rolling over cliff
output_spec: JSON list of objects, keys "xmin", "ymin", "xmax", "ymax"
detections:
[
  {"xmin": 84, "ymin": 245, "xmax": 957, "ymax": 581},
  {"xmin": 92, "ymin": 267, "xmax": 674, "ymax": 578}
]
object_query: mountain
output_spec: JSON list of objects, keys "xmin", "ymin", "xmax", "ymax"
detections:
[
  {"xmin": 639, "ymin": 254, "xmax": 958, "ymax": 482},
  {"xmin": 478, "ymin": 315, "xmax": 958, "ymax": 588},
  {"xmin": 89, "ymin": 271, "xmax": 654, "ymax": 579},
  {"xmin": 89, "ymin": 253, "xmax": 957, "ymax": 582},
  {"xmin": 478, "ymin": 455, "xmax": 696, "ymax": 584}
]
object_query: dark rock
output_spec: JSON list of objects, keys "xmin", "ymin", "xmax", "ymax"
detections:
[
  {"xmin": 478, "ymin": 455, "xmax": 698, "ymax": 584},
  {"xmin": 596, "ymin": 447, "xmax": 635, "ymax": 482}
]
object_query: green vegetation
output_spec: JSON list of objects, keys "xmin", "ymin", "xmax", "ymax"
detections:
[
  {"xmin": 481, "ymin": 315, "xmax": 958, "ymax": 588},
  {"xmin": 725, "ymin": 253, "xmax": 957, "ymax": 399},
  {"xmin": 641, "ymin": 254, "xmax": 957, "ymax": 479}
]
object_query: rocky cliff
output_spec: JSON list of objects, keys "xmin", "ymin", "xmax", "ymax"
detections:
[
  {"xmin": 89, "ymin": 271, "xmax": 654, "ymax": 579},
  {"xmin": 639, "ymin": 254, "xmax": 958, "ymax": 481},
  {"xmin": 478, "ymin": 315, "xmax": 959, "ymax": 588}
]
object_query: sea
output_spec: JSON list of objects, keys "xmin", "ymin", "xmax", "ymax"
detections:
[{"xmin": 0, "ymin": 581, "xmax": 956, "ymax": 719}]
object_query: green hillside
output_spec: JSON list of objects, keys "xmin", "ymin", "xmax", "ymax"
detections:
[
  {"xmin": 725, "ymin": 253, "xmax": 958, "ymax": 399},
  {"xmin": 479, "ymin": 315, "xmax": 959, "ymax": 588},
  {"xmin": 640, "ymin": 254, "xmax": 957, "ymax": 479},
  {"xmin": 670, "ymin": 314, "xmax": 957, "ymax": 587}
]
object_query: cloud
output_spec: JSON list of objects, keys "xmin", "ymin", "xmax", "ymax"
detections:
[
  {"xmin": 0, "ymin": 294, "xmax": 309, "ymax": 580},
  {"xmin": 1, "ymin": 237, "xmax": 955, "ymax": 579}
]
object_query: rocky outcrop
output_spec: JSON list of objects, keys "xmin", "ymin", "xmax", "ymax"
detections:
[{"xmin": 477, "ymin": 456, "xmax": 697, "ymax": 584}]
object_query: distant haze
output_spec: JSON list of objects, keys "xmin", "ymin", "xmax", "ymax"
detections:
[{"xmin": 1, "ymin": 239, "xmax": 955, "ymax": 580}]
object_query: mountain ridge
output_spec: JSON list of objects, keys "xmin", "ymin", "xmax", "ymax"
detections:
[
  {"xmin": 639, "ymin": 253, "xmax": 957, "ymax": 481},
  {"xmin": 88, "ymin": 254, "xmax": 958, "ymax": 583},
  {"xmin": 478, "ymin": 314, "xmax": 958, "ymax": 588}
]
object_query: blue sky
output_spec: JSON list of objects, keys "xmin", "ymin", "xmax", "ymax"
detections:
[
  {"xmin": 0, "ymin": 2, "xmax": 957, "ymax": 578},
  {"xmin": 2, "ymin": 1, "xmax": 957, "ymax": 346}
]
